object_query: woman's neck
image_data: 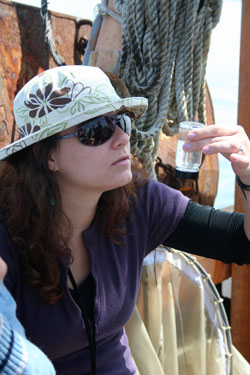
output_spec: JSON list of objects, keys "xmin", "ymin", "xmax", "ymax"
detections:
[
  {"xmin": 60, "ymin": 185, "xmax": 102, "ymax": 234},
  {"xmin": 59, "ymin": 189, "xmax": 100, "ymax": 284}
]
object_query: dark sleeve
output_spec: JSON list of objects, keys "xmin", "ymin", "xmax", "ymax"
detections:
[{"xmin": 164, "ymin": 200, "xmax": 250, "ymax": 265}]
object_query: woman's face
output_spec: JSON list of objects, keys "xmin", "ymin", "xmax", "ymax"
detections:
[{"xmin": 48, "ymin": 121, "xmax": 132, "ymax": 195}]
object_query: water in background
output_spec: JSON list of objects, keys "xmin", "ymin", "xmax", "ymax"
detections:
[{"xmin": 206, "ymin": 0, "xmax": 242, "ymax": 209}]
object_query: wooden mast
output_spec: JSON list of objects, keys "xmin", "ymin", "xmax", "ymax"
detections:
[{"xmin": 231, "ymin": 0, "xmax": 250, "ymax": 362}]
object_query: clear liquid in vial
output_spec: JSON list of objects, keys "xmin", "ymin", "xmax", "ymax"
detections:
[{"xmin": 175, "ymin": 122, "xmax": 204, "ymax": 173}]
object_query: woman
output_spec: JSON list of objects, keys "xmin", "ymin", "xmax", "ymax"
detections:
[
  {"xmin": 0, "ymin": 257, "xmax": 56, "ymax": 374},
  {"xmin": 0, "ymin": 65, "xmax": 249, "ymax": 375}
]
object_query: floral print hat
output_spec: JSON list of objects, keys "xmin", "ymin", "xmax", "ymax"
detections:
[{"xmin": 0, "ymin": 65, "xmax": 148, "ymax": 160}]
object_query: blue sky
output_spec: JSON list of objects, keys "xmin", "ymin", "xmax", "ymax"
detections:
[{"xmin": 13, "ymin": 0, "xmax": 100, "ymax": 19}]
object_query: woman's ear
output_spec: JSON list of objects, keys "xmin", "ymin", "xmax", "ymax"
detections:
[{"xmin": 48, "ymin": 150, "xmax": 59, "ymax": 172}]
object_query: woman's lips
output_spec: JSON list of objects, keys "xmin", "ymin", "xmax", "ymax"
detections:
[{"xmin": 112, "ymin": 155, "xmax": 130, "ymax": 166}]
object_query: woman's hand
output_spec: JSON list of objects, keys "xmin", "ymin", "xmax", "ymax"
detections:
[
  {"xmin": 183, "ymin": 124, "xmax": 250, "ymax": 185},
  {"xmin": 0, "ymin": 257, "xmax": 7, "ymax": 282}
]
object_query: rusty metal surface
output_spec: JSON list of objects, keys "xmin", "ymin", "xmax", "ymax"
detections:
[{"xmin": 0, "ymin": 0, "xmax": 91, "ymax": 146}]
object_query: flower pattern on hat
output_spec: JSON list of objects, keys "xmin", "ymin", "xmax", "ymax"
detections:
[
  {"xmin": 0, "ymin": 66, "xmax": 148, "ymax": 161},
  {"xmin": 19, "ymin": 123, "xmax": 41, "ymax": 138},
  {"xmin": 68, "ymin": 82, "xmax": 90, "ymax": 101},
  {"xmin": 24, "ymin": 83, "xmax": 72, "ymax": 118}
]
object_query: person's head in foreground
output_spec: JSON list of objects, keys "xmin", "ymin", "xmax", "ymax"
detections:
[{"xmin": 0, "ymin": 65, "xmax": 148, "ymax": 303}]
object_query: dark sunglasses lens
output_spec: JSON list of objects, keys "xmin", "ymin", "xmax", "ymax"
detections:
[
  {"xmin": 77, "ymin": 117, "xmax": 116, "ymax": 146},
  {"xmin": 77, "ymin": 114, "xmax": 132, "ymax": 146}
]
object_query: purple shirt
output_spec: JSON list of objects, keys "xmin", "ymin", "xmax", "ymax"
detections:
[{"xmin": 0, "ymin": 179, "xmax": 188, "ymax": 375}]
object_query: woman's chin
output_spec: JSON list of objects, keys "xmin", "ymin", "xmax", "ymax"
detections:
[{"xmin": 105, "ymin": 171, "xmax": 133, "ymax": 191}]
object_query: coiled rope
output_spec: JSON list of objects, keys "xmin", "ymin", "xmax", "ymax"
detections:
[
  {"xmin": 40, "ymin": 0, "xmax": 66, "ymax": 66},
  {"xmin": 113, "ymin": 0, "xmax": 222, "ymax": 176}
]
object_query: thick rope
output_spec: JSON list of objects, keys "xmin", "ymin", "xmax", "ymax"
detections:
[
  {"xmin": 113, "ymin": 0, "xmax": 222, "ymax": 176},
  {"xmin": 40, "ymin": 0, "xmax": 66, "ymax": 66}
]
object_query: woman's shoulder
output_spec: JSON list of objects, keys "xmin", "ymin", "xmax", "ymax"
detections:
[
  {"xmin": 134, "ymin": 177, "xmax": 189, "ymax": 226},
  {"xmin": 137, "ymin": 178, "xmax": 188, "ymax": 204},
  {"xmin": 131, "ymin": 178, "xmax": 189, "ymax": 253}
]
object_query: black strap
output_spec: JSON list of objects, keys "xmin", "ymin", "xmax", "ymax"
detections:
[{"xmin": 68, "ymin": 268, "xmax": 96, "ymax": 375}]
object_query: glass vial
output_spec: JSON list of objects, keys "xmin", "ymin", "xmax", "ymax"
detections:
[{"xmin": 175, "ymin": 121, "xmax": 205, "ymax": 179}]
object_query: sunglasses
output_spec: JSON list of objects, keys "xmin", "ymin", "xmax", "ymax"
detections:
[{"xmin": 58, "ymin": 114, "xmax": 132, "ymax": 146}]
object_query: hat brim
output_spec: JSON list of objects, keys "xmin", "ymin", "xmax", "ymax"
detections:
[{"xmin": 0, "ymin": 96, "xmax": 148, "ymax": 161}]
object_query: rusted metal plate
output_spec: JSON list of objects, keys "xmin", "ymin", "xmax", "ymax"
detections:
[{"xmin": 0, "ymin": 0, "xmax": 91, "ymax": 144}]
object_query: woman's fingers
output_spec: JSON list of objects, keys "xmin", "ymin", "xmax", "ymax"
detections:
[
  {"xmin": 187, "ymin": 124, "xmax": 240, "ymax": 141},
  {"xmin": 181, "ymin": 124, "xmax": 250, "ymax": 184},
  {"xmin": 183, "ymin": 125, "xmax": 250, "ymax": 158},
  {"xmin": 183, "ymin": 137, "xmax": 240, "ymax": 156}
]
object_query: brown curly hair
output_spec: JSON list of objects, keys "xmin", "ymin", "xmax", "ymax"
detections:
[{"xmin": 0, "ymin": 135, "xmax": 146, "ymax": 304}]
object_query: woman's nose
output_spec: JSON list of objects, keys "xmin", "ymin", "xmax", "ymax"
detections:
[{"xmin": 111, "ymin": 125, "xmax": 130, "ymax": 148}]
